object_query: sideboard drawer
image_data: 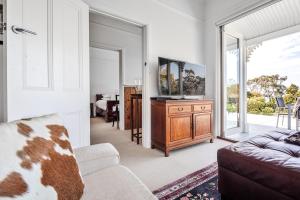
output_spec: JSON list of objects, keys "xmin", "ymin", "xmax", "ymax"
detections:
[
  {"xmin": 169, "ymin": 105, "xmax": 192, "ymax": 114},
  {"xmin": 194, "ymin": 104, "xmax": 212, "ymax": 112}
]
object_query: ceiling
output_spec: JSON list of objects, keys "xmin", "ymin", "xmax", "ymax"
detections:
[{"xmin": 225, "ymin": 0, "xmax": 300, "ymax": 41}]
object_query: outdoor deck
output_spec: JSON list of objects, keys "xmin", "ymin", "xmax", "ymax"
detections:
[{"xmin": 225, "ymin": 113, "xmax": 298, "ymax": 141}]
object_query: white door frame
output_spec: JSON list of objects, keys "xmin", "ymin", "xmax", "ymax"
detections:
[
  {"xmin": 89, "ymin": 41, "xmax": 126, "ymax": 130},
  {"xmin": 220, "ymin": 29, "xmax": 246, "ymax": 137},
  {"xmin": 0, "ymin": 0, "xmax": 7, "ymax": 122},
  {"xmin": 142, "ymin": 25, "xmax": 150, "ymax": 148},
  {"xmin": 88, "ymin": 9, "xmax": 151, "ymax": 148},
  {"xmin": 226, "ymin": 30, "xmax": 247, "ymax": 134}
]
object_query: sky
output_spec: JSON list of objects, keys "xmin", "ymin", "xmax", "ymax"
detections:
[
  {"xmin": 247, "ymin": 32, "xmax": 300, "ymax": 87},
  {"xmin": 226, "ymin": 47, "xmax": 239, "ymax": 85}
]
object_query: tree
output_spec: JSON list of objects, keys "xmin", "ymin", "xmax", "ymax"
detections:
[
  {"xmin": 297, "ymin": 90, "xmax": 300, "ymax": 97},
  {"xmin": 247, "ymin": 74, "xmax": 287, "ymax": 100},
  {"xmin": 183, "ymin": 69, "xmax": 204, "ymax": 95},
  {"xmin": 247, "ymin": 91, "xmax": 262, "ymax": 98},
  {"xmin": 284, "ymin": 84, "xmax": 300, "ymax": 104},
  {"xmin": 284, "ymin": 94, "xmax": 295, "ymax": 105},
  {"xmin": 227, "ymin": 84, "xmax": 239, "ymax": 99},
  {"xmin": 286, "ymin": 84, "xmax": 299, "ymax": 96}
]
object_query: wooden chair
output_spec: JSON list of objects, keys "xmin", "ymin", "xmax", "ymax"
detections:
[
  {"xmin": 275, "ymin": 97, "xmax": 288, "ymax": 128},
  {"xmin": 112, "ymin": 94, "xmax": 120, "ymax": 129},
  {"xmin": 112, "ymin": 104, "xmax": 119, "ymax": 129}
]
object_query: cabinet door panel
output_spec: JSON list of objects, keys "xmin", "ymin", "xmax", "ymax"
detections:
[
  {"xmin": 170, "ymin": 115, "xmax": 192, "ymax": 142},
  {"xmin": 194, "ymin": 113, "xmax": 212, "ymax": 139}
]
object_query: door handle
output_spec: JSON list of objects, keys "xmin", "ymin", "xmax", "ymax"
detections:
[
  {"xmin": 11, "ymin": 26, "xmax": 37, "ymax": 35},
  {"xmin": 0, "ymin": 23, "xmax": 6, "ymax": 34},
  {"xmin": 178, "ymin": 107, "xmax": 184, "ymax": 111}
]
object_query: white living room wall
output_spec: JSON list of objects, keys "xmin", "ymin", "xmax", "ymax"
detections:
[
  {"xmin": 156, "ymin": 0, "xmax": 204, "ymax": 20},
  {"xmin": 83, "ymin": 0, "xmax": 205, "ymax": 97},
  {"xmin": 90, "ymin": 47, "xmax": 119, "ymax": 103},
  {"xmin": 90, "ymin": 12, "xmax": 143, "ymax": 86}
]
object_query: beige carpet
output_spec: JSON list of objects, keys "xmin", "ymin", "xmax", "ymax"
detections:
[{"xmin": 90, "ymin": 117, "xmax": 231, "ymax": 191}]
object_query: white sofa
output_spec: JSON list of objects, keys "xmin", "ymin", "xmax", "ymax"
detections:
[{"xmin": 74, "ymin": 143, "xmax": 157, "ymax": 200}]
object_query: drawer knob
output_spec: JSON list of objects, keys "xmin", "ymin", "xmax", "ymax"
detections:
[{"xmin": 178, "ymin": 107, "xmax": 184, "ymax": 111}]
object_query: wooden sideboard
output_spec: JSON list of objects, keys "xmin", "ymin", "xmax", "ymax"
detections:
[{"xmin": 151, "ymin": 98, "xmax": 214, "ymax": 157}]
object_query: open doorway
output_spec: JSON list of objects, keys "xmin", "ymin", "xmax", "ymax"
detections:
[
  {"xmin": 90, "ymin": 47, "xmax": 121, "ymax": 128},
  {"xmin": 89, "ymin": 11, "xmax": 144, "ymax": 146},
  {"xmin": 220, "ymin": 0, "xmax": 300, "ymax": 141}
]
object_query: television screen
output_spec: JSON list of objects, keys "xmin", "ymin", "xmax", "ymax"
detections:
[{"xmin": 159, "ymin": 57, "xmax": 205, "ymax": 96}]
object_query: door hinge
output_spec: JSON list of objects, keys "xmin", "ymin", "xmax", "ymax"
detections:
[{"xmin": 0, "ymin": 22, "xmax": 7, "ymax": 34}]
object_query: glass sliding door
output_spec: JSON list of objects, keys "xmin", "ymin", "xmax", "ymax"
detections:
[{"xmin": 221, "ymin": 29, "xmax": 242, "ymax": 138}]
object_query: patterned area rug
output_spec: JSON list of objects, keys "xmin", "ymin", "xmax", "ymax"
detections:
[{"xmin": 153, "ymin": 163, "xmax": 220, "ymax": 200}]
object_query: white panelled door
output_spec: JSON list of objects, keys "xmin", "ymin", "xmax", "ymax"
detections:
[{"xmin": 6, "ymin": 0, "xmax": 90, "ymax": 148}]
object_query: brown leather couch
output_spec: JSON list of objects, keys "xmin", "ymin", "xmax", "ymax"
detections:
[{"xmin": 218, "ymin": 129, "xmax": 300, "ymax": 200}]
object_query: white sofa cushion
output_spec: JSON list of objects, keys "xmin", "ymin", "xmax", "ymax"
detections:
[
  {"xmin": 82, "ymin": 165, "xmax": 157, "ymax": 200},
  {"xmin": 75, "ymin": 143, "xmax": 120, "ymax": 176}
]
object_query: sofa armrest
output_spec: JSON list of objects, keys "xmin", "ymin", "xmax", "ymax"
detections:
[{"xmin": 74, "ymin": 143, "xmax": 120, "ymax": 177}]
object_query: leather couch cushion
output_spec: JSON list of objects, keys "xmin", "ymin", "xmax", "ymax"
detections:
[{"xmin": 218, "ymin": 129, "xmax": 300, "ymax": 199}]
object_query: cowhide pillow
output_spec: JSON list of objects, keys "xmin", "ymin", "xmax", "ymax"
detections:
[{"xmin": 0, "ymin": 114, "xmax": 84, "ymax": 199}]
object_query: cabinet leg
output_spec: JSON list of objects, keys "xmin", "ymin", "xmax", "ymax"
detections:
[
  {"xmin": 151, "ymin": 144, "xmax": 155, "ymax": 149},
  {"xmin": 164, "ymin": 150, "xmax": 169, "ymax": 157},
  {"xmin": 210, "ymin": 138, "xmax": 214, "ymax": 143}
]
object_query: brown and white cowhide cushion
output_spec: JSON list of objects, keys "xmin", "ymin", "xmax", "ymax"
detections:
[{"xmin": 0, "ymin": 114, "xmax": 84, "ymax": 200}]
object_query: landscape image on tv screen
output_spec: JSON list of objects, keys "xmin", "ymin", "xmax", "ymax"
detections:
[
  {"xmin": 159, "ymin": 57, "xmax": 205, "ymax": 96},
  {"xmin": 183, "ymin": 62, "xmax": 206, "ymax": 95}
]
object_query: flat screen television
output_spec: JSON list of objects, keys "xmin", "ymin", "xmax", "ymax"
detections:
[{"xmin": 158, "ymin": 57, "xmax": 205, "ymax": 96}]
